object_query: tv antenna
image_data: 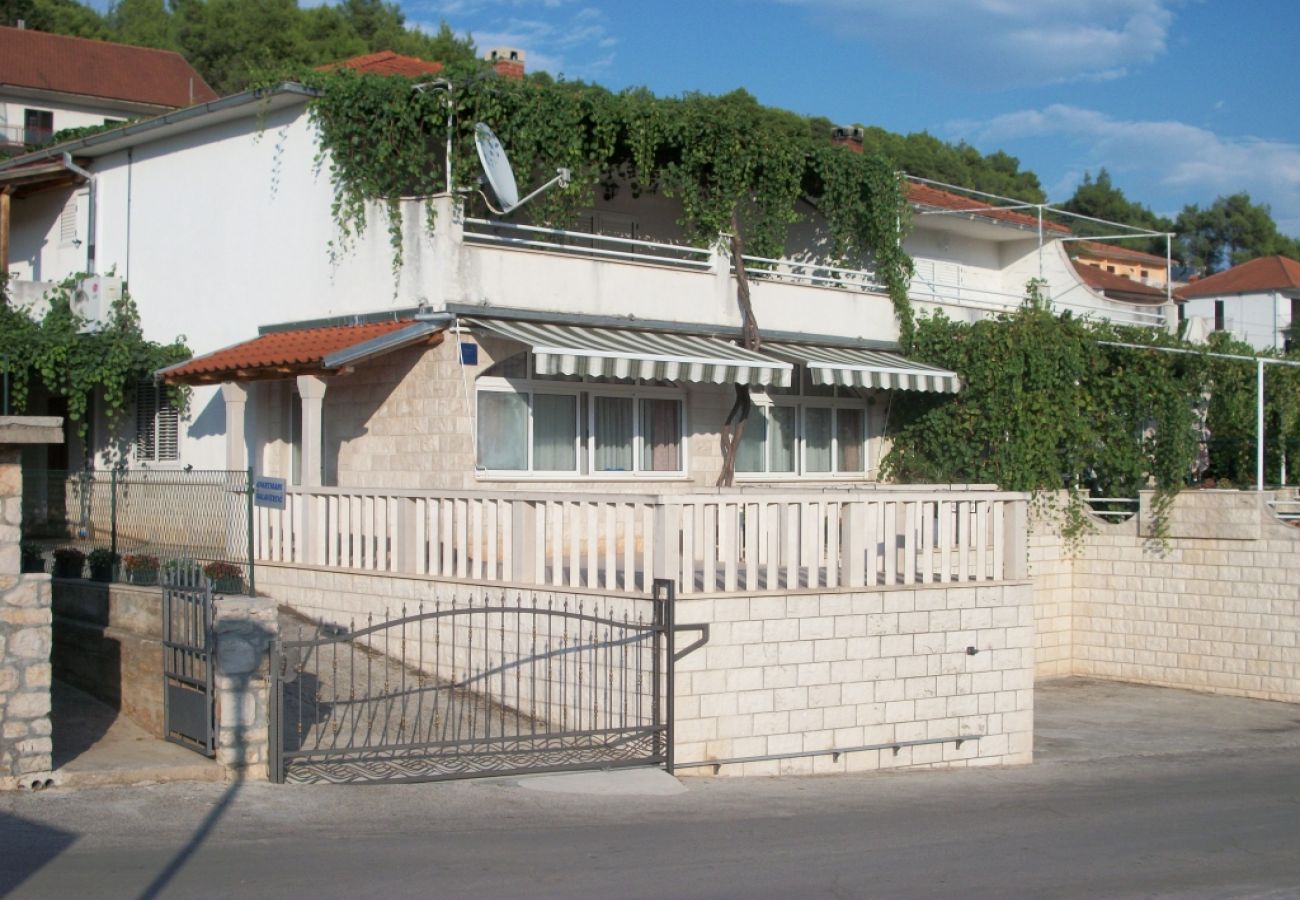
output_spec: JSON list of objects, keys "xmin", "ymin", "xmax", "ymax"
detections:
[{"xmin": 474, "ymin": 123, "xmax": 570, "ymax": 216}]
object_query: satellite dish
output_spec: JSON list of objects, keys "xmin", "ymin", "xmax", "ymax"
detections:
[{"xmin": 474, "ymin": 123, "xmax": 520, "ymax": 210}]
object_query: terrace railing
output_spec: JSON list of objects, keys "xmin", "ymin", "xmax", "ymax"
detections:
[{"xmin": 255, "ymin": 486, "xmax": 1028, "ymax": 597}]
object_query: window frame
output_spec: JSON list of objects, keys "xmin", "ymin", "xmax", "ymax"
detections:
[
  {"xmin": 736, "ymin": 379, "xmax": 873, "ymax": 481},
  {"xmin": 475, "ymin": 364, "xmax": 687, "ymax": 480}
]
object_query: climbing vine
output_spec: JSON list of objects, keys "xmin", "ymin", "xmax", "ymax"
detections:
[
  {"xmin": 879, "ymin": 285, "xmax": 1207, "ymax": 540},
  {"xmin": 299, "ymin": 70, "xmax": 914, "ymax": 336},
  {"xmin": 0, "ymin": 273, "xmax": 191, "ymax": 448}
]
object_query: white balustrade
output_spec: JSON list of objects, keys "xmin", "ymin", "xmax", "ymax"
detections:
[{"xmin": 256, "ymin": 485, "xmax": 1029, "ymax": 596}]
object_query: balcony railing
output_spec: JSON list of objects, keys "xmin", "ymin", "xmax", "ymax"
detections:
[
  {"xmin": 911, "ymin": 259, "xmax": 1166, "ymax": 327},
  {"xmin": 255, "ymin": 485, "xmax": 1029, "ymax": 597},
  {"xmin": 0, "ymin": 124, "xmax": 53, "ymax": 148}
]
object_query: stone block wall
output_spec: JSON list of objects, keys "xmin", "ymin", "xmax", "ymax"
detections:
[
  {"xmin": 672, "ymin": 583, "xmax": 1034, "ymax": 775},
  {"xmin": 0, "ymin": 446, "xmax": 54, "ymax": 789},
  {"xmin": 1071, "ymin": 492, "xmax": 1299, "ymax": 702},
  {"xmin": 258, "ymin": 563, "xmax": 1035, "ymax": 776},
  {"xmin": 1027, "ymin": 509, "xmax": 1072, "ymax": 679},
  {"xmin": 52, "ymin": 580, "xmax": 165, "ymax": 736},
  {"xmin": 1029, "ymin": 490, "xmax": 1300, "ymax": 703}
]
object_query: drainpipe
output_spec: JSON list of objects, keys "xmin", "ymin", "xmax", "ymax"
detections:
[{"xmin": 61, "ymin": 153, "xmax": 95, "ymax": 274}]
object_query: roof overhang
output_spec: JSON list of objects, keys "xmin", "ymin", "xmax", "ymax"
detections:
[
  {"xmin": 0, "ymin": 83, "xmax": 318, "ymax": 174},
  {"xmin": 160, "ymin": 318, "xmax": 444, "ymax": 385}
]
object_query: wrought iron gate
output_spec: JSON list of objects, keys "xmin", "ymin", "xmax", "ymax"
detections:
[
  {"xmin": 162, "ymin": 566, "xmax": 216, "ymax": 756},
  {"xmin": 269, "ymin": 584, "xmax": 676, "ymax": 785}
]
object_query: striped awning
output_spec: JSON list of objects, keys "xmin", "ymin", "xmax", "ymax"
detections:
[
  {"xmin": 463, "ymin": 317, "xmax": 793, "ymax": 387},
  {"xmin": 764, "ymin": 342, "xmax": 962, "ymax": 393}
]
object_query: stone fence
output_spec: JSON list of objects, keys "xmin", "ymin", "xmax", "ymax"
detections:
[{"xmin": 1030, "ymin": 490, "xmax": 1300, "ymax": 703}]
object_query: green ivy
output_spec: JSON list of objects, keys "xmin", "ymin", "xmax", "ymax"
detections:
[
  {"xmin": 301, "ymin": 72, "xmax": 915, "ymax": 336},
  {"xmin": 879, "ymin": 287, "xmax": 1210, "ymax": 537},
  {"xmin": 0, "ymin": 274, "xmax": 191, "ymax": 447}
]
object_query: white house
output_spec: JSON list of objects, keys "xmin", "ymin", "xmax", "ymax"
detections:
[
  {"xmin": 1177, "ymin": 255, "xmax": 1300, "ymax": 351},
  {"xmin": 0, "ymin": 79, "xmax": 1174, "ymax": 490},
  {"xmin": 0, "ymin": 25, "xmax": 216, "ymax": 152}
]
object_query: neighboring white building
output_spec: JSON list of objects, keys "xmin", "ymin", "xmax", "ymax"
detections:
[
  {"xmin": 0, "ymin": 25, "xmax": 216, "ymax": 152},
  {"xmin": 0, "ymin": 80, "xmax": 1176, "ymax": 487},
  {"xmin": 1177, "ymin": 255, "xmax": 1300, "ymax": 352}
]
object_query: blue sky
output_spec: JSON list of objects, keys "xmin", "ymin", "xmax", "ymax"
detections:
[{"xmin": 398, "ymin": 0, "xmax": 1300, "ymax": 237}]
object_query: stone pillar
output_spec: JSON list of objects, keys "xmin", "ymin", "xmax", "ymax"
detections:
[
  {"xmin": 213, "ymin": 594, "xmax": 279, "ymax": 780},
  {"xmin": 221, "ymin": 382, "xmax": 248, "ymax": 473},
  {"xmin": 0, "ymin": 417, "xmax": 63, "ymax": 791},
  {"xmin": 295, "ymin": 375, "xmax": 327, "ymax": 489},
  {"xmin": 295, "ymin": 376, "xmax": 326, "ymax": 564}
]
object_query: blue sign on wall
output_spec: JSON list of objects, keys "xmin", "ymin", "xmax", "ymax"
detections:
[
  {"xmin": 254, "ymin": 476, "xmax": 287, "ymax": 510},
  {"xmin": 460, "ymin": 342, "xmax": 478, "ymax": 365}
]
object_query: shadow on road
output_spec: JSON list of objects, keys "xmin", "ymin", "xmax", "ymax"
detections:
[{"xmin": 0, "ymin": 811, "xmax": 79, "ymax": 896}]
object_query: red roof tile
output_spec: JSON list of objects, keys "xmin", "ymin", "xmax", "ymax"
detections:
[
  {"xmin": 317, "ymin": 51, "xmax": 444, "ymax": 78},
  {"xmin": 1072, "ymin": 260, "xmax": 1167, "ymax": 302},
  {"xmin": 906, "ymin": 182, "xmax": 1071, "ymax": 234},
  {"xmin": 1074, "ymin": 240, "xmax": 1167, "ymax": 266},
  {"xmin": 1176, "ymin": 255, "xmax": 1300, "ymax": 299},
  {"xmin": 0, "ymin": 26, "xmax": 217, "ymax": 108},
  {"xmin": 163, "ymin": 320, "xmax": 420, "ymax": 383}
]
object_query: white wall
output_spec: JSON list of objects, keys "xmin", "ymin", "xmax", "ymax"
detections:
[
  {"xmin": 1181, "ymin": 292, "xmax": 1287, "ymax": 351},
  {"xmin": 0, "ymin": 94, "xmax": 136, "ymax": 144}
]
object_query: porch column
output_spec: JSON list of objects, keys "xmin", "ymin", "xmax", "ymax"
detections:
[
  {"xmin": 295, "ymin": 374, "xmax": 327, "ymax": 488},
  {"xmin": 296, "ymin": 375, "xmax": 327, "ymax": 565},
  {"xmin": 220, "ymin": 382, "xmax": 248, "ymax": 472}
]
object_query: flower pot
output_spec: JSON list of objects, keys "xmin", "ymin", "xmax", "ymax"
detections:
[
  {"xmin": 21, "ymin": 553, "xmax": 44, "ymax": 574},
  {"xmin": 89, "ymin": 561, "xmax": 115, "ymax": 583},
  {"xmin": 53, "ymin": 560, "xmax": 83, "ymax": 579},
  {"xmin": 212, "ymin": 576, "xmax": 244, "ymax": 594},
  {"xmin": 128, "ymin": 569, "xmax": 159, "ymax": 586}
]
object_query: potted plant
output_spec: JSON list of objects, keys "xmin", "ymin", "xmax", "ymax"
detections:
[
  {"xmin": 87, "ymin": 548, "xmax": 120, "ymax": 583},
  {"xmin": 123, "ymin": 553, "xmax": 160, "ymax": 585},
  {"xmin": 20, "ymin": 543, "xmax": 45, "ymax": 574},
  {"xmin": 51, "ymin": 547, "xmax": 85, "ymax": 579},
  {"xmin": 203, "ymin": 560, "xmax": 245, "ymax": 594}
]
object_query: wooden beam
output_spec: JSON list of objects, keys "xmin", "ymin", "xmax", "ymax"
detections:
[{"xmin": 0, "ymin": 187, "xmax": 10, "ymax": 277}]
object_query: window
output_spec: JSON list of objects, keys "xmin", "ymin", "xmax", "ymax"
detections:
[
  {"xmin": 1214, "ymin": 300, "xmax": 1225, "ymax": 332},
  {"xmin": 23, "ymin": 109, "xmax": 53, "ymax": 145},
  {"xmin": 60, "ymin": 196, "xmax": 78, "ymax": 245},
  {"xmin": 476, "ymin": 353, "xmax": 684, "ymax": 477},
  {"xmin": 736, "ymin": 367, "xmax": 872, "ymax": 478},
  {"xmin": 135, "ymin": 380, "xmax": 179, "ymax": 463}
]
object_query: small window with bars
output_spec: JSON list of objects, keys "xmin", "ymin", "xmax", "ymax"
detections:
[{"xmin": 135, "ymin": 380, "xmax": 180, "ymax": 462}]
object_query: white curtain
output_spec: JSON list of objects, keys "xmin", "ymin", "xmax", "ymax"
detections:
[
  {"xmin": 532, "ymin": 393, "xmax": 577, "ymax": 471},
  {"xmin": 594, "ymin": 396, "xmax": 634, "ymax": 472},
  {"xmin": 805, "ymin": 407, "xmax": 832, "ymax": 473},
  {"xmin": 769, "ymin": 406, "xmax": 797, "ymax": 473},
  {"xmin": 477, "ymin": 391, "xmax": 528, "ymax": 470},
  {"xmin": 736, "ymin": 407, "xmax": 767, "ymax": 473},
  {"xmin": 836, "ymin": 408, "xmax": 866, "ymax": 473}
]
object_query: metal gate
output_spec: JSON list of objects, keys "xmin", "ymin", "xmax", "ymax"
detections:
[
  {"xmin": 269, "ymin": 582, "xmax": 680, "ymax": 785},
  {"xmin": 162, "ymin": 566, "xmax": 216, "ymax": 756}
]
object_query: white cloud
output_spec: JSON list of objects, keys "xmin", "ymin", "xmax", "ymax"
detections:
[
  {"xmin": 951, "ymin": 104, "xmax": 1300, "ymax": 235},
  {"xmin": 414, "ymin": 1, "xmax": 616, "ymax": 79},
  {"xmin": 778, "ymin": 0, "xmax": 1175, "ymax": 87}
]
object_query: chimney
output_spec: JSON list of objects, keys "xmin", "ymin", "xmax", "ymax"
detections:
[
  {"xmin": 485, "ymin": 47, "xmax": 525, "ymax": 80},
  {"xmin": 831, "ymin": 125, "xmax": 864, "ymax": 153}
]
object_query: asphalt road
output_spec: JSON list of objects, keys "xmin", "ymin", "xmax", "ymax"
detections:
[{"xmin": 3, "ymin": 679, "xmax": 1300, "ymax": 899}]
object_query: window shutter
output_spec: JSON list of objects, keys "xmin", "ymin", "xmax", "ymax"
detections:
[
  {"xmin": 135, "ymin": 380, "xmax": 157, "ymax": 460},
  {"xmin": 60, "ymin": 196, "xmax": 78, "ymax": 245},
  {"xmin": 157, "ymin": 394, "xmax": 180, "ymax": 461}
]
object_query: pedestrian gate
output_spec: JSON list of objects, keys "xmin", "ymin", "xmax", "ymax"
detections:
[
  {"xmin": 162, "ymin": 566, "xmax": 216, "ymax": 756},
  {"xmin": 270, "ymin": 582, "xmax": 683, "ymax": 785}
]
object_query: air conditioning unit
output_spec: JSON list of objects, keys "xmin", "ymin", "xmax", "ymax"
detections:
[{"xmin": 71, "ymin": 275, "xmax": 122, "ymax": 334}]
